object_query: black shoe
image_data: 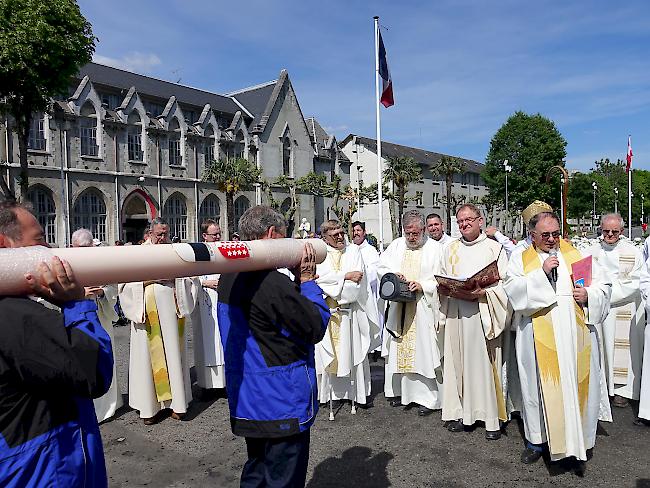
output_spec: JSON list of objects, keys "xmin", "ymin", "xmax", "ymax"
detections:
[
  {"xmin": 389, "ymin": 399, "xmax": 403, "ymax": 407},
  {"xmin": 485, "ymin": 430, "xmax": 501, "ymax": 440},
  {"xmin": 633, "ymin": 417, "xmax": 650, "ymax": 426},
  {"xmin": 520, "ymin": 447, "xmax": 543, "ymax": 464},
  {"xmin": 573, "ymin": 460, "xmax": 586, "ymax": 477},
  {"xmin": 446, "ymin": 420, "xmax": 464, "ymax": 432},
  {"xmin": 418, "ymin": 406, "xmax": 434, "ymax": 416}
]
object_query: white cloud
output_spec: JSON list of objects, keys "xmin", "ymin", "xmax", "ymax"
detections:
[{"xmin": 92, "ymin": 52, "xmax": 162, "ymax": 74}]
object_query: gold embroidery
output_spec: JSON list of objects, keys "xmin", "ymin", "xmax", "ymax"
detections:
[
  {"xmin": 326, "ymin": 249, "xmax": 343, "ymax": 374},
  {"xmin": 396, "ymin": 248, "xmax": 421, "ymax": 373}
]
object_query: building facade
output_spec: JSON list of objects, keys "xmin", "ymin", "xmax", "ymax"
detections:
[{"xmin": 0, "ymin": 63, "xmax": 348, "ymax": 246}]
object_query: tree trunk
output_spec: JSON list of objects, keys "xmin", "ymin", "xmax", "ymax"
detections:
[
  {"xmin": 397, "ymin": 185, "xmax": 405, "ymax": 232},
  {"xmin": 226, "ymin": 192, "xmax": 235, "ymax": 239},
  {"xmin": 446, "ymin": 173, "xmax": 453, "ymax": 231}
]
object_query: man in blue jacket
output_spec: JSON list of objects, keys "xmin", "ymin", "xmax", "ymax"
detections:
[
  {"xmin": 0, "ymin": 201, "xmax": 113, "ymax": 487},
  {"xmin": 218, "ymin": 206, "xmax": 330, "ymax": 488}
]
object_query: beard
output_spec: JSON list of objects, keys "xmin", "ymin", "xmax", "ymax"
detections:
[{"xmin": 405, "ymin": 236, "xmax": 425, "ymax": 250}]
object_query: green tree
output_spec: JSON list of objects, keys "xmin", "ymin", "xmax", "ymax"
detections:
[
  {"xmin": 203, "ymin": 157, "xmax": 261, "ymax": 238},
  {"xmin": 567, "ymin": 172, "xmax": 595, "ymax": 234},
  {"xmin": 430, "ymin": 155, "xmax": 466, "ymax": 232},
  {"xmin": 263, "ymin": 175, "xmax": 299, "ymax": 236},
  {"xmin": 483, "ymin": 111, "xmax": 567, "ymax": 216},
  {"xmin": 0, "ymin": 0, "xmax": 95, "ymax": 201},
  {"xmin": 383, "ymin": 156, "xmax": 422, "ymax": 238}
]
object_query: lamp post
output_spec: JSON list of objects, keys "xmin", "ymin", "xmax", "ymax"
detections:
[
  {"xmin": 591, "ymin": 182, "xmax": 597, "ymax": 234},
  {"xmin": 504, "ymin": 160, "xmax": 512, "ymax": 233},
  {"xmin": 614, "ymin": 187, "xmax": 618, "ymax": 215},
  {"xmin": 642, "ymin": 193, "xmax": 645, "ymax": 225}
]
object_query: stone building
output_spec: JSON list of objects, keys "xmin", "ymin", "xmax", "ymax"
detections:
[
  {"xmin": 340, "ymin": 135, "xmax": 489, "ymax": 241},
  {"xmin": 0, "ymin": 62, "xmax": 349, "ymax": 246}
]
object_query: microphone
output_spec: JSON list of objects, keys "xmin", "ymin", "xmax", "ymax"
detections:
[{"xmin": 549, "ymin": 249, "xmax": 558, "ymax": 282}]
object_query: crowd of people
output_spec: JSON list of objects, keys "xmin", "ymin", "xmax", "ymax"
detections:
[{"xmin": 0, "ymin": 198, "xmax": 649, "ymax": 487}]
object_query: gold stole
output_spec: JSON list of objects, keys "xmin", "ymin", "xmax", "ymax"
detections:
[
  {"xmin": 144, "ymin": 283, "xmax": 185, "ymax": 402},
  {"xmin": 522, "ymin": 240, "xmax": 590, "ymax": 456},
  {"xmin": 396, "ymin": 248, "xmax": 421, "ymax": 372},
  {"xmin": 325, "ymin": 250, "xmax": 343, "ymax": 374}
]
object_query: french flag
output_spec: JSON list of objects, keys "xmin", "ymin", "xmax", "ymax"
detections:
[
  {"xmin": 378, "ymin": 30, "xmax": 394, "ymax": 108},
  {"xmin": 626, "ymin": 135, "xmax": 633, "ymax": 172}
]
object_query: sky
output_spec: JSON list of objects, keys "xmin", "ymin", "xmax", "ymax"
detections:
[{"xmin": 78, "ymin": 0, "xmax": 650, "ymax": 172}]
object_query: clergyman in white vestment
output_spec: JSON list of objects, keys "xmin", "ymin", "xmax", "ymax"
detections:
[
  {"xmin": 638, "ymin": 237, "xmax": 650, "ymax": 423},
  {"xmin": 315, "ymin": 221, "xmax": 380, "ymax": 407},
  {"xmin": 586, "ymin": 214, "xmax": 645, "ymax": 407},
  {"xmin": 426, "ymin": 212, "xmax": 453, "ymax": 248},
  {"xmin": 118, "ymin": 219, "xmax": 199, "ymax": 424},
  {"xmin": 504, "ymin": 212, "xmax": 611, "ymax": 465},
  {"xmin": 377, "ymin": 210, "xmax": 444, "ymax": 416},
  {"xmin": 191, "ymin": 219, "xmax": 226, "ymax": 393},
  {"xmin": 438, "ymin": 204, "xmax": 509, "ymax": 440}
]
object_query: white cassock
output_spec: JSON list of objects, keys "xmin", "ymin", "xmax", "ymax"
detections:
[
  {"xmin": 586, "ymin": 238, "xmax": 645, "ymax": 400},
  {"xmin": 504, "ymin": 243, "xmax": 611, "ymax": 461},
  {"xmin": 434, "ymin": 233, "xmax": 454, "ymax": 248},
  {"xmin": 356, "ymin": 240, "xmax": 383, "ymax": 350},
  {"xmin": 93, "ymin": 284, "xmax": 123, "ymax": 422},
  {"xmin": 190, "ymin": 273, "xmax": 225, "ymax": 389},
  {"xmin": 315, "ymin": 245, "xmax": 380, "ymax": 404},
  {"xmin": 639, "ymin": 243, "xmax": 650, "ymax": 420},
  {"xmin": 119, "ymin": 278, "xmax": 199, "ymax": 418},
  {"xmin": 439, "ymin": 234, "xmax": 510, "ymax": 431},
  {"xmin": 377, "ymin": 236, "xmax": 444, "ymax": 410}
]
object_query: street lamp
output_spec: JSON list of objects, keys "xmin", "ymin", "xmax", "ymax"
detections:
[
  {"xmin": 592, "ymin": 182, "xmax": 598, "ymax": 234},
  {"xmin": 504, "ymin": 160, "xmax": 512, "ymax": 233},
  {"xmin": 642, "ymin": 193, "xmax": 645, "ymax": 225},
  {"xmin": 614, "ymin": 187, "xmax": 618, "ymax": 215}
]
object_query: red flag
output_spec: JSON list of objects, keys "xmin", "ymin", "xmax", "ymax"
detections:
[
  {"xmin": 627, "ymin": 135, "xmax": 633, "ymax": 172},
  {"xmin": 378, "ymin": 30, "xmax": 394, "ymax": 108}
]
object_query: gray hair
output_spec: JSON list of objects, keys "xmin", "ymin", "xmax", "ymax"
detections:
[
  {"xmin": 149, "ymin": 217, "xmax": 168, "ymax": 231},
  {"xmin": 528, "ymin": 211, "xmax": 560, "ymax": 231},
  {"xmin": 238, "ymin": 205, "xmax": 287, "ymax": 240},
  {"xmin": 71, "ymin": 228, "xmax": 94, "ymax": 247},
  {"xmin": 601, "ymin": 213, "xmax": 625, "ymax": 229},
  {"xmin": 402, "ymin": 210, "xmax": 425, "ymax": 229},
  {"xmin": 456, "ymin": 203, "xmax": 482, "ymax": 218}
]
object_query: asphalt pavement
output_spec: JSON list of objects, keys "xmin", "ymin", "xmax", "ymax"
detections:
[{"xmin": 101, "ymin": 321, "xmax": 650, "ymax": 488}]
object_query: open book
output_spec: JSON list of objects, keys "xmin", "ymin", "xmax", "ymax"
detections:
[{"xmin": 435, "ymin": 259, "xmax": 501, "ymax": 299}]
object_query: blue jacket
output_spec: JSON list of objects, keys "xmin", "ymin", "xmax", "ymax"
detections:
[
  {"xmin": 217, "ymin": 270, "xmax": 330, "ymax": 438},
  {"xmin": 0, "ymin": 298, "xmax": 113, "ymax": 487}
]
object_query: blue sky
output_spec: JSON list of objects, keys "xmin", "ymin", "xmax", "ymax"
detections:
[{"xmin": 78, "ymin": 0, "xmax": 650, "ymax": 172}]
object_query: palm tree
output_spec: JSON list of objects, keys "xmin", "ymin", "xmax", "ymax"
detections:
[
  {"xmin": 383, "ymin": 156, "xmax": 422, "ymax": 238},
  {"xmin": 263, "ymin": 175, "xmax": 299, "ymax": 236},
  {"xmin": 203, "ymin": 157, "xmax": 262, "ymax": 238},
  {"xmin": 430, "ymin": 156, "xmax": 466, "ymax": 231}
]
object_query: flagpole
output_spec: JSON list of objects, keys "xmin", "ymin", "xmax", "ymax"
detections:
[
  {"xmin": 628, "ymin": 167, "xmax": 632, "ymax": 239},
  {"xmin": 374, "ymin": 16, "xmax": 384, "ymax": 251}
]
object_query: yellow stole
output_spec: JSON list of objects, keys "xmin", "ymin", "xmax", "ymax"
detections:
[
  {"xmin": 144, "ymin": 284, "xmax": 185, "ymax": 402},
  {"xmin": 522, "ymin": 240, "xmax": 590, "ymax": 456},
  {"xmin": 325, "ymin": 250, "xmax": 343, "ymax": 374}
]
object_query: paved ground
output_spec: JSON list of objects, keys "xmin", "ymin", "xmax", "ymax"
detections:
[{"xmin": 102, "ymin": 322, "xmax": 650, "ymax": 488}]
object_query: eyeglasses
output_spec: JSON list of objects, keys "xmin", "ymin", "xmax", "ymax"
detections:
[
  {"xmin": 203, "ymin": 233, "xmax": 221, "ymax": 237},
  {"xmin": 328, "ymin": 231, "xmax": 345, "ymax": 238},
  {"xmin": 457, "ymin": 217, "xmax": 479, "ymax": 225},
  {"xmin": 602, "ymin": 229, "xmax": 621, "ymax": 235},
  {"xmin": 533, "ymin": 230, "xmax": 561, "ymax": 240},
  {"xmin": 404, "ymin": 231, "xmax": 422, "ymax": 237}
]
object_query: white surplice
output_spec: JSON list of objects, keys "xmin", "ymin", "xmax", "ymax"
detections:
[
  {"xmin": 190, "ymin": 273, "xmax": 225, "ymax": 389},
  {"xmin": 377, "ymin": 236, "xmax": 444, "ymax": 410},
  {"xmin": 439, "ymin": 234, "xmax": 510, "ymax": 431},
  {"xmin": 92, "ymin": 284, "xmax": 123, "ymax": 422},
  {"xmin": 356, "ymin": 240, "xmax": 383, "ymax": 351},
  {"xmin": 119, "ymin": 278, "xmax": 199, "ymax": 418},
  {"xmin": 315, "ymin": 244, "xmax": 380, "ymax": 404},
  {"xmin": 586, "ymin": 238, "xmax": 645, "ymax": 400},
  {"xmin": 639, "ymin": 245, "xmax": 650, "ymax": 420},
  {"xmin": 504, "ymin": 246, "xmax": 611, "ymax": 461}
]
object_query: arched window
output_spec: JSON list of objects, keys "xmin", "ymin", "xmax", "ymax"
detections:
[
  {"xmin": 79, "ymin": 102, "xmax": 99, "ymax": 157},
  {"xmin": 204, "ymin": 126, "xmax": 215, "ymax": 168},
  {"xmin": 127, "ymin": 112, "xmax": 144, "ymax": 161},
  {"xmin": 280, "ymin": 197, "xmax": 291, "ymax": 214},
  {"xmin": 28, "ymin": 113, "xmax": 47, "ymax": 151},
  {"xmin": 234, "ymin": 196, "xmax": 250, "ymax": 232},
  {"xmin": 282, "ymin": 136, "xmax": 291, "ymax": 176},
  {"xmin": 163, "ymin": 193, "xmax": 187, "ymax": 241},
  {"xmin": 199, "ymin": 194, "xmax": 220, "ymax": 224},
  {"xmin": 168, "ymin": 118, "xmax": 182, "ymax": 166},
  {"xmin": 235, "ymin": 131, "xmax": 245, "ymax": 160},
  {"xmin": 28, "ymin": 186, "xmax": 56, "ymax": 245},
  {"xmin": 73, "ymin": 189, "xmax": 106, "ymax": 242}
]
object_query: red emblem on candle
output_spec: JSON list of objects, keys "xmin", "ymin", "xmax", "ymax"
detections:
[{"xmin": 218, "ymin": 242, "xmax": 251, "ymax": 260}]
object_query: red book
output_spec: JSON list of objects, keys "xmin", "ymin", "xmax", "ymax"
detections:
[{"xmin": 571, "ymin": 255, "xmax": 592, "ymax": 287}]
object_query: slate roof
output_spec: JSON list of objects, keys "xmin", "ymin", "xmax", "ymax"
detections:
[
  {"xmin": 227, "ymin": 81, "xmax": 277, "ymax": 119},
  {"xmin": 344, "ymin": 135, "xmax": 484, "ymax": 174},
  {"xmin": 76, "ymin": 63, "xmax": 242, "ymax": 115},
  {"xmin": 305, "ymin": 117, "xmax": 330, "ymax": 149}
]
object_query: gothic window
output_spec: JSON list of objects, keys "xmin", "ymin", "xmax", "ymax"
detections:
[
  {"xmin": 199, "ymin": 194, "xmax": 220, "ymax": 224},
  {"xmin": 163, "ymin": 194, "xmax": 187, "ymax": 241},
  {"xmin": 234, "ymin": 196, "xmax": 250, "ymax": 232},
  {"xmin": 79, "ymin": 103, "xmax": 98, "ymax": 157},
  {"xmin": 73, "ymin": 189, "xmax": 106, "ymax": 242},
  {"xmin": 127, "ymin": 113, "xmax": 143, "ymax": 161},
  {"xmin": 235, "ymin": 131, "xmax": 245, "ymax": 160},
  {"xmin": 282, "ymin": 136, "xmax": 291, "ymax": 176},
  {"xmin": 204, "ymin": 127, "xmax": 215, "ymax": 167},
  {"xmin": 168, "ymin": 119, "xmax": 182, "ymax": 166},
  {"xmin": 28, "ymin": 186, "xmax": 56, "ymax": 245},
  {"xmin": 28, "ymin": 113, "xmax": 46, "ymax": 151}
]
